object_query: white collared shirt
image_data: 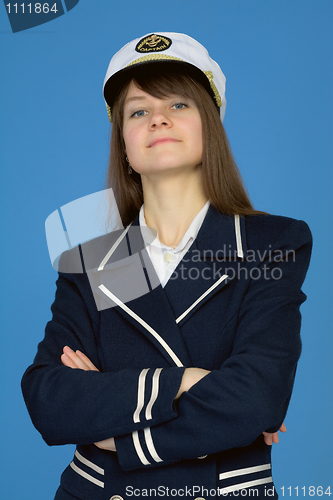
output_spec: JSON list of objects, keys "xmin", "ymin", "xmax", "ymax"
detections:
[{"xmin": 139, "ymin": 201, "xmax": 210, "ymax": 287}]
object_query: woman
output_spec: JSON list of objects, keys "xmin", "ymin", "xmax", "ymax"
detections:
[{"xmin": 21, "ymin": 32, "xmax": 312, "ymax": 500}]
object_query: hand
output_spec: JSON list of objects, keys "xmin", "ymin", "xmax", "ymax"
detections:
[
  {"xmin": 175, "ymin": 367, "xmax": 211, "ymax": 399},
  {"xmin": 176, "ymin": 368, "xmax": 286, "ymax": 445},
  {"xmin": 262, "ymin": 422, "xmax": 287, "ymax": 445},
  {"xmin": 61, "ymin": 346, "xmax": 116, "ymax": 451},
  {"xmin": 61, "ymin": 346, "xmax": 99, "ymax": 371},
  {"xmin": 94, "ymin": 437, "xmax": 117, "ymax": 452}
]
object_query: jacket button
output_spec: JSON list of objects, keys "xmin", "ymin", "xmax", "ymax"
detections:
[
  {"xmin": 194, "ymin": 497, "xmax": 206, "ymax": 500},
  {"xmin": 110, "ymin": 496, "xmax": 124, "ymax": 500}
]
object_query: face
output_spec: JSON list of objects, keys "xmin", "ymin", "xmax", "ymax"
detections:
[{"xmin": 122, "ymin": 81, "xmax": 203, "ymax": 177}]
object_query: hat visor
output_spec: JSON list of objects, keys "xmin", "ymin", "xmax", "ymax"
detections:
[{"xmin": 103, "ymin": 60, "xmax": 219, "ymax": 112}]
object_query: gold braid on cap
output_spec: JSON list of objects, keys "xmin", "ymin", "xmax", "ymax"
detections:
[
  {"xmin": 106, "ymin": 55, "xmax": 222, "ymax": 122},
  {"xmin": 203, "ymin": 71, "xmax": 222, "ymax": 108},
  {"xmin": 106, "ymin": 103, "xmax": 112, "ymax": 122}
]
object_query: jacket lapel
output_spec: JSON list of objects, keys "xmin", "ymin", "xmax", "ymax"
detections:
[
  {"xmin": 89, "ymin": 206, "xmax": 247, "ymax": 368},
  {"xmin": 86, "ymin": 223, "xmax": 192, "ymax": 367},
  {"xmin": 108, "ymin": 280, "xmax": 193, "ymax": 367},
  {"xmin": 163, "ymin": 207, "xmax": 247, "ymax": 326}
]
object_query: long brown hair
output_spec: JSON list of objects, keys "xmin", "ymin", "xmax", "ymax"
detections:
[{"xmin": 107, "ymin": 65, "xmax": 263, "ymax": 226}]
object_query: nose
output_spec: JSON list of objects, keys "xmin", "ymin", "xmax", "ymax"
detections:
[{"xmin": 149, "ymin": 107, "xmax": 171, "ymax": 129}]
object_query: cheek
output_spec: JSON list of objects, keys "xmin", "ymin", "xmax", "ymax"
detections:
[
  {"xmin": 191, "ymin": 122, "xmax": 203, "ymax": 157},
  {"xmin": 123, "ymin": 126, "xmax": 141, "ymax": 156}
]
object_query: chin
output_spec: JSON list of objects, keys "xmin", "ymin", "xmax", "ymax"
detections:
[{"xmin": 137, "ymin": 161, "xmax": 201, "ymax": 176}]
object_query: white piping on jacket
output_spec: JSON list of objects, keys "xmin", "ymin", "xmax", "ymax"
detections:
[
  {"xmin": 98, "ymin": 284, "xmax": 184, "ymax": 367},
  {"xmin": 234, "ymin": 215, "xmax": 244, "ymax": 259},
  {"xmin": 220, "ymin": 477, "xmax": 273, "ymax": 494},
  {"xmin": 219, "ymin": 463, "xmax": 271, "ymax": 480},
  {"xmin": 97, "ymin": 224, "xmax": 131, "ymax": 271},
  {"xmin": 176, "ymin": 274, "xmax": 228, "ymax": 324},
  {"xmin": 70, "ymin": 462, "xmax": 104, "ymax": 488},
  {"xmin": 74, "ymin": 450, "xmax": 104, "ymax": 475}
]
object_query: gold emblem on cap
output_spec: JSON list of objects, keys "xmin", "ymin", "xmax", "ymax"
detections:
[
  {"xmin": 146, "ymin": 34, "xmax": 162, "ymax": 47},
  {"xmin": 135, "ymin": 34, "xmax": 172, "ymax": 53}
]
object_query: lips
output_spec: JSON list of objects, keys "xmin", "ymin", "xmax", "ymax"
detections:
[{"xmin": 148, "ymin": 137, "xmax": 181, "ymax": 148}]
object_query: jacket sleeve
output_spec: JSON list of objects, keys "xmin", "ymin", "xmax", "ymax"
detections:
[
  {"xmin": 21, "ymin": 271, "xmax": 185, "ymax": 446},
  {"xmin": 114, "ymin": 219, "xmax": 312, "ymax": 471}
]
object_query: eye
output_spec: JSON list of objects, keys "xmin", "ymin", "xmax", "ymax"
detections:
[
  {"xmin": 130, "ymin": 109, "xmax": 148, "ymax": 118},
  {"xmin": 171, "ymin": 102, "xmax": 188, "ymax": 110}
]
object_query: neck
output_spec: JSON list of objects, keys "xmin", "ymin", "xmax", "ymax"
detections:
[{"xmin": 141, "ymin": 167, "xmax": 208, "ymax": 248}]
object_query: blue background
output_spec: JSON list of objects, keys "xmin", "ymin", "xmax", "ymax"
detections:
[{"xmin": 1, "ymin": 1, "xmax": 332, "ymax": 498}]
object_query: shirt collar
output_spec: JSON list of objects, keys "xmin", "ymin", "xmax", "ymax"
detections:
[{"xmin": 139, "ymin": 201, "xmax": 210, "ymax": 253}]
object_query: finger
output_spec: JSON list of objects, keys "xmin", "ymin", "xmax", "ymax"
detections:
[
  {"xmin": 61, "ymin": 353, "xmax": 78, "ymax": 369},
  {"xmin": 63, "ymin": 346, "xmax": 91, "ymax": 371},
  {"xmin": 279, "ymin": 422, "xmax": 287, "ymax": 433},
  {"xmin": 272, "ymin": 432, "xmax": 279, "ymax": 444},
  {"xmin": 262, "ymin": 432, "xmax": 273, "ymax": 446},
  {"xmin": 61, "ymin": 353, "xmax": 79, "ymax": 369},
  {"xmin": 94, "ymin": 437, "xmax": 116, "ymax": 452},
  {"xmin": 76, "ymin": 350, "xmax": 99, "ymax": 371}
]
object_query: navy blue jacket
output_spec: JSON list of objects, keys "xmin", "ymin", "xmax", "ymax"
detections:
[{"xmin": 21, "ymin": 207, "xmax": 312, "ymax": 500}]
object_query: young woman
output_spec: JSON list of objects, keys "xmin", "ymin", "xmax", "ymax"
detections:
[{"xmin": 22, "ymin": 33, "xmax": 312, "ymax": 500}]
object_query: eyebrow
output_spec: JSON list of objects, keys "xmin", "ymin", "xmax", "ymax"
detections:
[{"xmin": 124, "ymin": 96, "xmax": 147, "ymax": 106}]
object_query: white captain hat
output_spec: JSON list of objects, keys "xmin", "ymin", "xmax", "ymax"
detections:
[{"xmin": 103, "ymin": 32, "xmax": 226, "ymax": 122}]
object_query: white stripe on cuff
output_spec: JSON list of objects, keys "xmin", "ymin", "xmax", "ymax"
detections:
[
  {"xmin": 144, "ymin": 427, "xmax": 163, "ymax": 463},
  {"xmin": 133, "ymin": 368, "xmax": 149, "ymax": 423},
  {"xmin": 145, "ymin": 368, "xmax": 162, "ymax": 420},
  {"xmin": 132, "ymin": 430, "xmax": 151, "ymax": 466}
]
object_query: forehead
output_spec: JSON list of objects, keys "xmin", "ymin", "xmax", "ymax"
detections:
[
  {"xmin": 125, "ymin": 81, "xmax": 150, "ymax": 101},
  {"xmin": 123, "ymin": 79, "xmax": 190, "ymax": 107}
]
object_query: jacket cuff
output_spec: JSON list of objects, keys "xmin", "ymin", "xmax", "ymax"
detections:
[
  {"xmin": 113, "ymin": 366, "xmax": 185, "ymax": 437},
  {"xmin": 115, "ymin": 366, "xmax": 184, "ymax": 470},
  {"xmin": 115, "ymin": 426, "xmax": 169, "ymax": 471}
]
